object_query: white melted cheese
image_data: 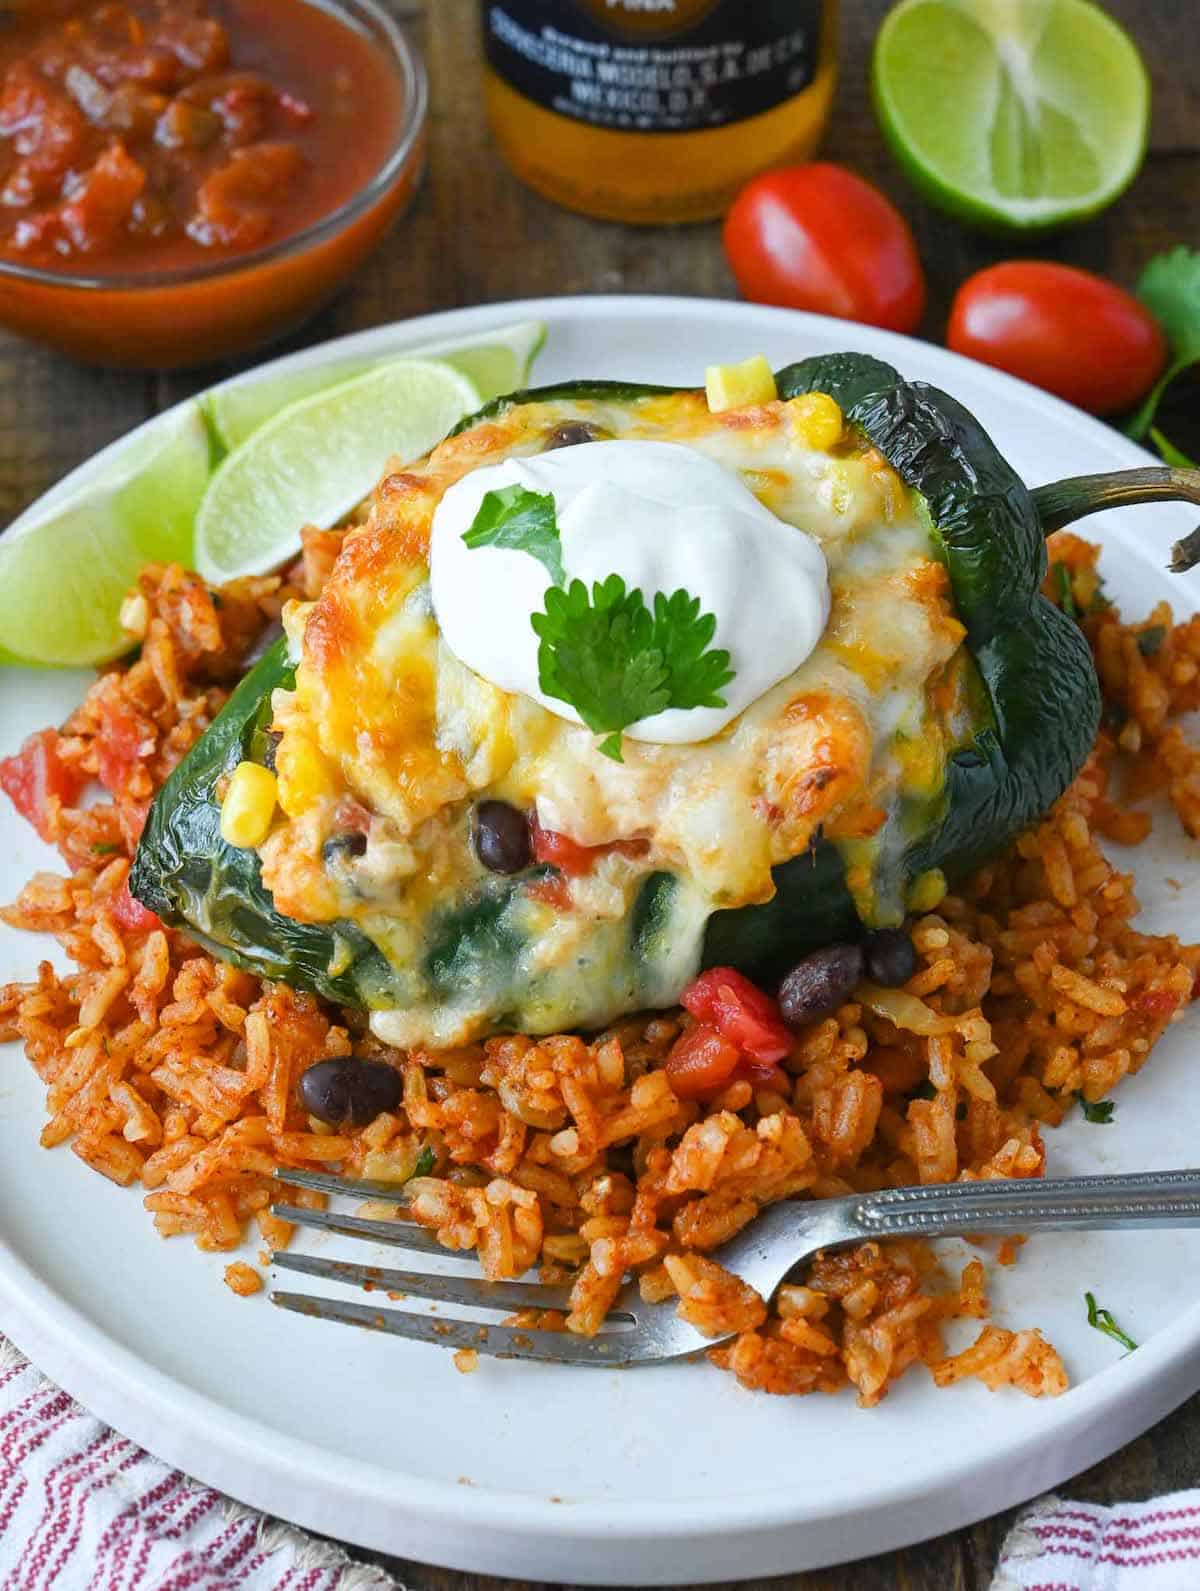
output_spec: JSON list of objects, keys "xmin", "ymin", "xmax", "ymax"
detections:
[{"xmin": 428, "ymin": 440, "xmax": 830, "ymax": 743}]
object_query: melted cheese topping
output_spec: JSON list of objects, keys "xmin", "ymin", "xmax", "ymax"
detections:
[{"xmin": 259, "ymin": 389, "xmax": 973, "ymax": 1045}]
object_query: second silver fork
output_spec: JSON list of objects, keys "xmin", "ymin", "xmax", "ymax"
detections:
[{"xmin": 268, "ymin": 1167, "xmax": 1200, "ymax": 1367}]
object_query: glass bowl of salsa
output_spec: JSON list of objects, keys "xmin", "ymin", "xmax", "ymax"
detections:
[{"xmin": 0, "ymin": 0, "xmax": 427, "ymax": 368}]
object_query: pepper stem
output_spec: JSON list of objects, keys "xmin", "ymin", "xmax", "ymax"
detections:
[{"xmin": 1032, "ymin": 466, "xmax": 1200, "ymax": 572}]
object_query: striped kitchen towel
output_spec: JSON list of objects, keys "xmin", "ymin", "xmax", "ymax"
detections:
[
  {"xmin": 993, "ymin": 1492, "xmax": 1200, "ymax": 1590},
  {"xmin": 0, "ymin": 1339, "xmax": 399, "ymax": 1591}
]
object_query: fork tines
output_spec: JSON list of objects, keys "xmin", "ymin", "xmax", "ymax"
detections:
[
  {"xmin": 268, "ymin": 1166, "xmax": 641, "ymax": 1365},
  {"xmin": 270, "ymin": 1290, "xmax": 634, "ymax": 1364}
]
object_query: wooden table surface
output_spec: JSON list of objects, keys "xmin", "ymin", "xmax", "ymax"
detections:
[{"xmin": 2, "ymin": 1, "xmax": 1197, "ymax": 1586}]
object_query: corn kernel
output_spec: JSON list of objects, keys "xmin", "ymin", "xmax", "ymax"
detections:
[
  {"xmin": 705, "ymin": 354, "xmax": 777, "ymax": 413},
  {"xmin": 119, "ymin": 590, "xmax": 149, "ymax": 639},
  {"xmin": 788, "ymin": 392, "xmax": 844, "ymax": 452},
  {"xmin": 907, "ymin": 868, "xmax": 948, "ymax": 913},
  {"xmin": 219, "ymin": 761, "xmax": 278, "ymax": 849},
  {"xmin": 275, "ymin": 733, "xmax": 333, "ymax": 818}
]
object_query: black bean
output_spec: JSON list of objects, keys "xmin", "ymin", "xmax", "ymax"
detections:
[
  {"xmin": 862, "ymin": 926, "xmax": 919, "ymax": 987},
  {"xmin": 322, "ymin": 830, "xmax": 367, "ymax": 866},
  {"xmin": 473, "ymin": 800, "xmax": 532, "ymax": 874},
  {"xmin": 543, "ymin": 420, "xmax": 603, "ymax": 450},
  {"xmin": 777, "ymin": 943, "xmax": 865, "ymax": 1030},
  {"xmin": 299, "ymin": 1057, "xmax": 402, "ymax": 1127}
]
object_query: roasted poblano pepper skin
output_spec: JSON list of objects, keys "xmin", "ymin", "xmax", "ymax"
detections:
[
  {"xmin": 710, "ymin": 353, "xmax": 1102, "ymax": 977},
  {"xmin": 131, "ymin": 639, "xmax": 395, "ymax": 1006},
  {"xmin": 131, "ymin": 352, "xmax": 1101, "ymax": 1008}
]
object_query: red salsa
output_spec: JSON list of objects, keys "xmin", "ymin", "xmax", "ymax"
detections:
[{"xmin": 0, "ymin": 0, "xmax": 405, "ymax": 273}]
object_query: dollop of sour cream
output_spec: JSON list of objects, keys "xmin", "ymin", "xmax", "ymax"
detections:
[{"xmin": 429, "ymin": 440, "xmax": 830, "ymax": 745}]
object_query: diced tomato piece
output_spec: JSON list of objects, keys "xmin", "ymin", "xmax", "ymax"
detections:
[
  {"xmin": 681, "ymin": 966, "xmax": 793, "ymax": 1064},
  {"xmin": 0, "ymin": 729, "xmax": 85, "ymax": 843},
  {"xmin": 112, "ymin": 877, "xmax": 160, "ymax": 934},
  {"xmin": 58, "ymin": 139, "xmax": 147, "ymax": 255},
  {"xmin": 188, "ymin": 138, "xmax": 303, "ymax": 248},
  {"xmin": 530, "ymin": 816, "xmax": 649, "ymax": 877},
  {"xmin": 1134, "ymin": 988, "xmax": 1182, "ymax": 1018},
  {"xmin": 664, "ymin": 1022, "xmax": 743, "ymax": 1100},
  {"xmin": 96, "ymin": 696, "xmax": 149, "ymax": 795},
  {"xmin": 531, "ymin": 817, "xmax": 603, "ymax": 877},
  {"xmin": 0, "ymin": 62, "xmax": 88, "ymax": 207},
  {"xmin": 117, "ymin": 799, "xmax": 151, "ymax": 852}
]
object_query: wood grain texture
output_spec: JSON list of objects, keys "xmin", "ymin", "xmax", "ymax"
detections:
[{"xmin": 1, "ymin": 1, "xmax": 1197, "ymax": 1584}]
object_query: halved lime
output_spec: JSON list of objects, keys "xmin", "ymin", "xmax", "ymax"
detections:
[
  {"xmin": 872, "ymin": 0, "xmax": 1150, "ymax": 233},
  {"xmin": 204, "ymin": 319, "xmax": 545, "ymax": 453},
  {"xmin": 194, "ymin": 359, "xmax": 481, "ymax": 585},
  {"xmin": 0, "ymin": 405, "xmax": 212, "ymax": 667}
]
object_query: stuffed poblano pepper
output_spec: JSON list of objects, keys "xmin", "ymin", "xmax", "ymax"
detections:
[{"xmin": 130, "ymin": 351, "xmax": 1194, "ymax": 1047}]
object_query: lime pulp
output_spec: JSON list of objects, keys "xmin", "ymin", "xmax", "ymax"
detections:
[
  {"xmin": 0, "ymin": 405, "xmax": 211, "ymax": 667},
  {"xmin": 872, "ymin": 0, "xmax": 1151, "ymax": 233},
  {"xmin": 194, "ymin": 359, "xmax": 481, "ymax": 586}
]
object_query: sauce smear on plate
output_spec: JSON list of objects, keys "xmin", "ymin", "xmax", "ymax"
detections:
[{"xmin": 0, "ymin": 0, "xmax": 404, "ymax": 272}]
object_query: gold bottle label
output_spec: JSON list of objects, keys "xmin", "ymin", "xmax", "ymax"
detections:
[{"xmin": 483, "ymin": 1, "xmax": 825, "ymax": 134}]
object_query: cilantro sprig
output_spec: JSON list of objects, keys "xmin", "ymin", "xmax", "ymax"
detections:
[
  {"xmin": 463, "ymin": 482, "xmax": 735, "ymax": 761},
  {"xmin": 462, "ymin": 484, "xmax": 565, "ymax": 588},
  {"xmin": 1085, "ymin": 1290, "xmax": 1138, "ymax": 1353},
  {"xmin": 1126, "ymin": 246, "xmax": 1200, "ymax": 469},
  {"xmin": 533, "ymin": 577, "xmax": 734, "ymax": 760},
  {"xmin": 1079, "ymin": 1097, "xmax": 1115, "ymax": 1124}
]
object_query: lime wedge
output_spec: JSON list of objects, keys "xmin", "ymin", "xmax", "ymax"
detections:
[
  {"xmin": 872, "ymin": 0, "xmax": 1150, "ymax": 233},
  {"xmin": 204, "ymin": 319, "xmax": 545, "ymax": 453},
  {"xmin": 194, "ymin": 359, "xmax": 481, "ymax": 585},
  {"xmin": 0, "ymin": 405, "xmax": 211, "ymax": 667}
]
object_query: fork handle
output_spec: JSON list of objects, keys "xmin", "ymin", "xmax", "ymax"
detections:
[{"xmin": 851, "ymin": 1169, "xmax": 1200, "ymax": 1238}]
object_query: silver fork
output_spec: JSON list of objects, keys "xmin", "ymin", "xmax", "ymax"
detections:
[{"xmin": 268, "ymin": 1167, "xmax": 1200, "ymax": 1367}]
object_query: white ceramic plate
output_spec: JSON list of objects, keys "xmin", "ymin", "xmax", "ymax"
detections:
[{"xmin": 2, "ymin": 297, "xmax": 1200, "ymax": 1585}]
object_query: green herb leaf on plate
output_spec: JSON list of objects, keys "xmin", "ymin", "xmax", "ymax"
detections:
[
  {"xmin": 1080, "ymin": 1097, "xmax": 1115, "ymax": 1123},
  {"xmin": 1126, "ymin": 247, "xmax": 1200, "ymax": 456},
  {"xmin": 411, "ymin": 1143, "xmax": 436, "ymax": 1179},
  {"xmin": 463, "ymin": 484, "xmax": 565, "ymax": 588},
  {"xmin": 1085, "ymin": 1289, "xmax": 1137, "ymax": 1351}
]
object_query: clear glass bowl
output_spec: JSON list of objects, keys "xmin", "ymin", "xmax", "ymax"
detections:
[{"xmin": 0, "ymin": 0, "xmax": 428, "ymax": 369}]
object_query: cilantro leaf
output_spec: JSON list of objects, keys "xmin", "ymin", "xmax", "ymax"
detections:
[
  {"xmin": 650, "ymin": 588, "xmax": 735, "ymax": 709},
  {"xmin": 531, "ymin": 575, "xmax": 735, "ymax": 762},
  {"xmin": 533, "ymin": 576, "xmax": 669, "ymax": 761},
  {"xmin": 463, "ymin": 484, "xmax": 565, "ymax": 588},
  {"xmin": 1085, "ymin": 1290, "xmax": 1137, "ymax": 1352},
  {"xmin": 1139, "ymin": 246, "xmax": 1200, "ymax": 366},
  {"xmin": 1080, "ymin": 1097, "xmax": 1115, "ymax": 1123},
  {"xmin": 1126, "ymin": 247, "xmax": 1200, "ymax": 463},
  {"xmin": 411, "ymin": 1143, "xmax": 436, "ymax": 1179},
  {"xmin": 1150, "ymin": 426, "xmax": 1197, "ymax": 471}
]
